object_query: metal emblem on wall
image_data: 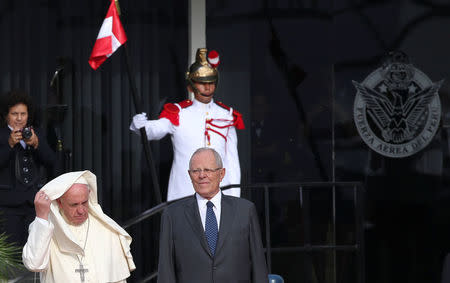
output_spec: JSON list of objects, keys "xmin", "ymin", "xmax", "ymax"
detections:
[{"xmin": 353, "ymin": 51, "xmax": 442, "ymax": 158}]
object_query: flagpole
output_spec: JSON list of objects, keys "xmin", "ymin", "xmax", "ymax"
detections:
[{"xmin": 115, "ymin": 0, "xmax": 162, "ymax": 204}]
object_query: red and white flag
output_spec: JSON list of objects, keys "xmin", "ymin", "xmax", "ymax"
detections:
[{"xmin": 89, "ymin": 0, "xmax": 127, "ymax": 70}]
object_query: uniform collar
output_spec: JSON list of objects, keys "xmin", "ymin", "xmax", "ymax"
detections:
[{"xmin": 192, "ymin": 97, "xmax": 214, "ymax": 109}]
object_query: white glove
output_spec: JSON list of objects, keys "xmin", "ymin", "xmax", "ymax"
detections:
[{"xmin": 130, "ymin": 112, "xmax": 148, "ymax": 131}]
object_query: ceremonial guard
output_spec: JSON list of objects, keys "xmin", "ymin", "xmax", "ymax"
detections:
[{"xmin": 130, "ymin": 48, "xmax": 244, "ymax": 201}]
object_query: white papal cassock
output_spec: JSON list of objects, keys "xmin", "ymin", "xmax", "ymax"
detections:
[
  {"xmin": 130, "ymin": 98, "xmax": 244, "ymax": 201},
  {"xmin": 22, "ymin": 170, "xmax": 135, "ymax": 283}
]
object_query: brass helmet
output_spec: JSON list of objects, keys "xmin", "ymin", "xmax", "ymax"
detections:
[{"xmin": 186, "ymin": 48, "xmax": 219, "ymax": 86}]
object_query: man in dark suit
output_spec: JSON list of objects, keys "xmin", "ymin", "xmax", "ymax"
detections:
[{"xmin": 157, "ymin": 147, "xmax": 268, "ymax": 283}]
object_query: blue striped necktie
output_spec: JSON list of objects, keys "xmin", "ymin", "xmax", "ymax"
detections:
[{"xmin": 205, "ymin": 201, "xmax": 218, "ymax": 256}]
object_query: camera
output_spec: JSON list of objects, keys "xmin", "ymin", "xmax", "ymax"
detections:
[{"xmin": 22, "ymin": 127, "xmax": 33, "ymax": 140}]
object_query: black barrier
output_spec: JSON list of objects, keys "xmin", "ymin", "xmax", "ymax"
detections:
[{"xmin": 123, "ymin": 181, "xmax": 365, "ymax": 283}]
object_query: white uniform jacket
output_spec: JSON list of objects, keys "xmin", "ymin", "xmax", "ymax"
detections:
[{"xmin": 130, "ymin": 98, "xmax": 244, "ymax": 201}]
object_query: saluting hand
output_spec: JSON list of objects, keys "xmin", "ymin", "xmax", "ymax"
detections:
[{"xmin": 34, "ymin": 191, "xmax": 51, "ymax": 220}]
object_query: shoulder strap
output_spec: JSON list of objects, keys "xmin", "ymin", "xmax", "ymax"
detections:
[
  {"xmin": 158, "ymin": 99, "xmax": 193, "ymax": 126},
  {"xmin": 178, "ymin": 99, "xmax": 193, "ymax": 108}
]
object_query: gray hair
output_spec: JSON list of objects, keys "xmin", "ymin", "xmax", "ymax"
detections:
[{"xmin": 189, "ymin": 147, "xmax": 223, "ymax": 169}]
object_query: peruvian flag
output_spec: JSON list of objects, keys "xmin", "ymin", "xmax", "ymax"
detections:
[{"xmin": 88, "ymin": 0, "xmax": 127, "ymax": 70}]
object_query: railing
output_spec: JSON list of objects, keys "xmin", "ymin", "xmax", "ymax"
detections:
[{"xmin": 123, "ymin": 181, "xmax": 365, "ymax": 283}]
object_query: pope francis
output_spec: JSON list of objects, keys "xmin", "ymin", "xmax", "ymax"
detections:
[{"xmin": 22, "ymin": 170, "xmax": 135, "ymax": 283}]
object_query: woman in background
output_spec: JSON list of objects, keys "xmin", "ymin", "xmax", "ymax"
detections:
[{"xmin": 0, "ymin": 89, "xmax": 55, "ymax": 246}]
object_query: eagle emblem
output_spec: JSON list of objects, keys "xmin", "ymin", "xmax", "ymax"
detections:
[{"xmin": 353, "ymin": 51, "xmax": 442, "ymax": 158}]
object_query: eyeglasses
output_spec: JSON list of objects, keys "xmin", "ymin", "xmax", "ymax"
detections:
[{"xmin": 189, "ymin": 168, "xmax": 222, "ymax": 176}]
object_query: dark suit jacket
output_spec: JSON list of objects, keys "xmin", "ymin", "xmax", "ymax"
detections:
[
  {"xmin": 157, "ymin": 193, "xmax": 268, "ymax": 283},
  {"xmin": 0, "ymin": 126, "xmax": 56, "ymax": 206}
]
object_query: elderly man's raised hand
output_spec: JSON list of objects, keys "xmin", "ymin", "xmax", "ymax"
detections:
[{"xmin": 34, "ymin": 191, "xmax": 51, "ymax": 220}]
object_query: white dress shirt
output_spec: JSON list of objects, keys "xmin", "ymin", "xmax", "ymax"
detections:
[{"xmin": 196, "ymin": 191, "xmax": 222, "ymax": 231}]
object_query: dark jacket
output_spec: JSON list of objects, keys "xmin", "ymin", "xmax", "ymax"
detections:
[{"xmin": 0, "ymin": 127, "xmax": 56, "ymax": 207}]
